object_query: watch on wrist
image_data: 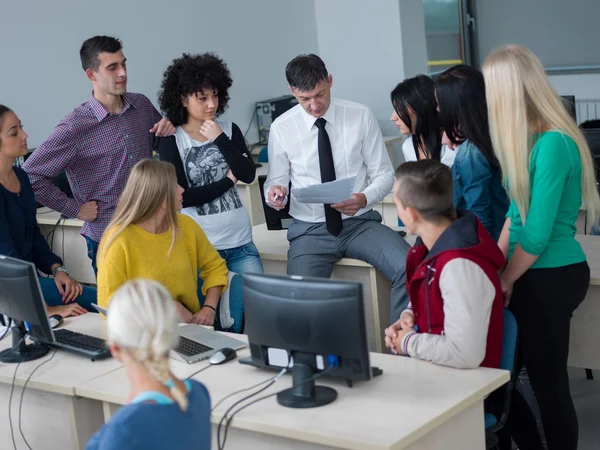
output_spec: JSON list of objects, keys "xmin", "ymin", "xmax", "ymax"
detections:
[{"xmin": 53, "ymin": 266, "xmax": 69, "ymax": 276}]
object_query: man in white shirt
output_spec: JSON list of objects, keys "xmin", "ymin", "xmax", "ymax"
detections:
[{"xmin": 264, "ymin": 54, "xmax": 410, "ymax": 320}]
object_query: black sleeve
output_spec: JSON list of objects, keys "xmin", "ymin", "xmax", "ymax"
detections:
[
  {"xmin": 158, "ymin": 136, "xmax": 234, "ymax": 208},
  {"xmin": 212, "ymin": 123, "xmax": 256, "ymax": 184}
]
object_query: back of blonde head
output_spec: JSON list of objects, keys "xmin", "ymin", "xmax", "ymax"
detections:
[
  {"xmin": 107, "ymin": 279, "xmax": 188, "ymax": 411},
  {"xmin": 98, "ymin": 159, "xmax": 179, "ymax": 262},
  {"xmin": 483, "ymin": 44, "xmax": 600, "ymax": 226}
]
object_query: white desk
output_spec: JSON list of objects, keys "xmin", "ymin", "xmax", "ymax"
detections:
[
  {"xmin": 568, "ymin": 235, "xmax": 600, "ymax": 370},
  {"xmin": 252, "ymin": 223, "xmax": 416, "ymax": 354},
  {"xmin": 74, "ymin": 324, "xmax": 509, "ymax": 450},
  {"xmin": 237, "ymin": 164, "xmax": 268, "ymax": 226},
  {"xmin": 36, "ymin": 209, "xmax": 96, "ymax": 285},
  {"xmin": 384, "ymin": 135, "xmax": 402, "ymax": 161},
  {"xmin": 0, "ymin": 314, "xmax": 121, "ymax": 450}
]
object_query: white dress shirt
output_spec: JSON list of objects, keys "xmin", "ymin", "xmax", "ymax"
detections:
[
  {"xmin": 264, "ymin": 97, "xmax": 394, "ymax": 223},
  {"xmin": 402, "ymin": 138, "xmax": 456, "ymax": 167}
]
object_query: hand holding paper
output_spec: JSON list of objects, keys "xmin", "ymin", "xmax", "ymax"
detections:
[
  {"xmin": 331, "ymin": 193, "xmax": 367, "ymax": 217},
  {"xmin": 294, "ymin": 176, "xmax": 355, "ymax": 205}
]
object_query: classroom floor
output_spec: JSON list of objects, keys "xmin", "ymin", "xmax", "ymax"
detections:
[{"xmin": 572, "ymin": 366, "xmax": 600, "ymax": 449}]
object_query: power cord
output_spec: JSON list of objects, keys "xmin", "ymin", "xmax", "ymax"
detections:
[
  {"xmin": 216, "ymin": 377, "xmax": 280, "ymax": 450},
  {"xmin": 242, "ymin": 106, "xmax": 259, "ymax": 143},
  {"xmin": 9, "ymin": 360, "xmax": 22, "ymax": 450},
  {"xmin": 7, "ymin": 334, "xmax": 28, "ymax": 450},
  {"xmin": 18, "ymin": 350, "xmax": 57, "ymax": 450},
  {"xmin": 218, "ymin": 365, "xmax": 334, "ymax": 450},
  {"xmin": 186, "ymin": 363, "xmax": 212, "ymax": 380},
  {"xmin": 216, "ymin": 358, "xmax": 292, "ymax": 450},
  {"xmin": 211, "ymin": 369, "xmax": 285, "ymax": 413}
]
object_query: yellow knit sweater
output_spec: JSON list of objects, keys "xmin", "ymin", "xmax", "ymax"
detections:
[{"xmin": 97, "ymin": 214, "xmax": 228, "ymax": 312}]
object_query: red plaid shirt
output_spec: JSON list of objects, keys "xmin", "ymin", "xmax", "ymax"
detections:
[{"xmin": 23, "ymin": 93, "xmax": 162, "ymax": 242}]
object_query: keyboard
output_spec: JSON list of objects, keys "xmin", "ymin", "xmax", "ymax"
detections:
[
  {"xmin": 51, "ymin": 329, "xmax": 111, "ymax": 360},
  {"xmin": 175, "ymin": 336, "xmax": 213, "ymax": 357}
]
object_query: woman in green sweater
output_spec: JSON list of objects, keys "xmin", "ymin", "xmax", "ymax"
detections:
[{"xmin": 484, "ymin": 45, "xmax": 600, "ymax": 450}]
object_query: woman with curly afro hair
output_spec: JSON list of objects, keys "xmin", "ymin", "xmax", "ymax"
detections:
[{"xmin": 158, "ymin": 53, "xmax": 263, "ymax": 333}]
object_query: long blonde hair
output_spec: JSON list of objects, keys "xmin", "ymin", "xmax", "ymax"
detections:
[
  {"xmin": 99, "ymin": 159, "xmax": 180, "ymax": 262},
  {"xmin": 483, "ymin": 44, "xmax": 600, "ymax": 226},
  {"xmin": 107, "ymin": 279, "xmax": 188, "ymax": 411}
]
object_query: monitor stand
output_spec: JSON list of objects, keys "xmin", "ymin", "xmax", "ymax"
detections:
[
  {"xmin": 0, "ymin": 321, "xmax": 49, "ymax": 363},
  {"xmin": 277, "ymin": 352, "xmax": 337, "ymax": 408}
]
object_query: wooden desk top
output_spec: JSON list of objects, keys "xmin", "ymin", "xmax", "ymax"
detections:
[
  {"xmin": 0, "ymin": 314, "xmax": 121, "ymax": 396},
  {"xmin": 76, "ymin": 327, "xmax": 508, "ymax": 450},
  {"xmin": 36, "ymin": 208, "xmax": 84, "ymax": 228}
]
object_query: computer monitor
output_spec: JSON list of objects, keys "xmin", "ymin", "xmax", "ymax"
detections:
[
  {"xmin": 0, "ymin": 256, "xmax": 53, "ymax": 363},
  {"xmin": 582, "ymin": 128, "xmax": 600, "ymax": 176},
  {"xmin": 257, "ymin": 175, "xmax": 293, "ymax": 230},
  {"xmin": 561, "ymin": 95, "xmax": 577, "ymax": 121},
  {"xmin": 242, "ymin": 273, "xmax": 372, "ymax": 408}
]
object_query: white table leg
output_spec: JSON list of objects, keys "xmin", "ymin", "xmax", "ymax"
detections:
[
  {"xmin": 0, "ymin": 384, "xmax": 104, "ymax": 450},
  {"xmin": 238, "ymin": 184, "xmax": 265, "ymax": 226},
  {"xmin": 102, "ymin": 401, "xmax": 122, "ymax": 423}
]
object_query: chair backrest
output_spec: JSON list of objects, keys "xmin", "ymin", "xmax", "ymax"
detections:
[
  {"xmin": 257, "ymin": 175, "xmax": 293, "ymax": 230},
  {"xmin": 499, "ymin": 309, "xmax": 518, "ymax": 375}
]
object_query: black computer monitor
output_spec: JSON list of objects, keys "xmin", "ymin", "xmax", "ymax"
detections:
[
  {"xmin": 0, "ymin": 256, "xmax": 53, "ymax": 363},
  {"xmin": 583, "ymin": 128, "xmax": 600, "ymax": 176},
  {"xmin": 242, "ymin": 273, "xmax": 372, "ymax": 408},
  {"xmin": 561, "ymin": 95, "xmax": 577, "ymax": 121},
  {"xmin": 257, "ymin": 175, "xmax": 293, "ymax": 230}
]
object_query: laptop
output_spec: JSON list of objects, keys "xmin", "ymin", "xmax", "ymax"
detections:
[
  {"xmin": 257, "ymin": 175, "xmax": 294, "ymax": 230},
  {"xmin": 90, "ymin": 304, "xmax": 245, "ymax": 364},
  {"xmin": 172, "ymin": 324, "xmax": 246, "ymax": 364}
]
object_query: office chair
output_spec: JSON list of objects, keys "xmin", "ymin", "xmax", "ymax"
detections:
[
  {"xmin": 485, "ymin": 309, "xmax": 519, "ymax": 450},
  {"xmin": 198, "ymin": 272, "xmax": 244, "ymax": 334}
]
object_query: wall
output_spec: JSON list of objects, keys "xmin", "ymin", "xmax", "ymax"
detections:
[
  {"xmin": 0, "ymin": 0, "xmax": 319, "ymax": 147},
  {"xmin": 475, "ymin": 0, "xmax": 600, "ymax": 68},
  {"xmin": 549, "ymin": 74, "xmax": 600, "ymax": 100},
  {"xmin": 314, "ymin": 0, "xmax": 427, "ymax": 166}
]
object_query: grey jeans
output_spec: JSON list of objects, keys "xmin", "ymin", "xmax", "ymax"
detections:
[{"xmin": 286, "ymin": 210, "xmax": 410, "ymax": 323}]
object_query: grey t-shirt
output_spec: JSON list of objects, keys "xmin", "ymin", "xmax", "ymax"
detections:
[{"xmin": 175, "ymin": 122, "xmax": 252, "ymax": 250}]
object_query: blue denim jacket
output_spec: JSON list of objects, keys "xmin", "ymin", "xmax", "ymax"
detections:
[{"xmin": 452, "ymin": 140, "xmax": 509, "ymax": 241}]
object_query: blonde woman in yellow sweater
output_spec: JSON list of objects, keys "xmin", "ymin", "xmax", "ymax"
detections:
[{"xmin": 97, "ymin": 159, "xmax": 228, "ymax": 326}]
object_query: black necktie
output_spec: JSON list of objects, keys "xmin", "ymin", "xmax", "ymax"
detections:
[{"xmin": 315, "ymin": 118, "xmax": 343, "ymax": 236}]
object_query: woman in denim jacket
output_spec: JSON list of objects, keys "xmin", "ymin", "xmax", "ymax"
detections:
[{"xmin": 436, "ymin": 65, "xmax": 509, "ymax": 241}]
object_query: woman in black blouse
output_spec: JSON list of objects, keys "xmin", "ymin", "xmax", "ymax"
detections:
[{"xmin": 0, "ymin": 105, "xmax": 96, "ymax": 317}]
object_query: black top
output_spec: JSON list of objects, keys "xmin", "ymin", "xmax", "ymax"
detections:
[
  {"xmin": 158, "ymin": 123, "xmax": 256, "ymax": 208},
  {"xmin": 0, "ymin": 167, "xmax": 62, "ymax": 274}
]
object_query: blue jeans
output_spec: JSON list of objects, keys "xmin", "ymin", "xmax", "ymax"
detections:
[
  {"xmin": 38, "ymin": 277, "xmax": 98, "ymax": 313},
  {"xmin": 197, "ymin": 242, "xmax": 264, "ymax": 333},
  {"xmin": 85, "ymin": 236, "xmax": 99, "ymax": 277}
]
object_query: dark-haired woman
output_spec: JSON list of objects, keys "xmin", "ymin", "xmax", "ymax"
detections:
[
  {"xmin": 436, "ymin": 65, "xmax": 509, "ymax": 241},
  {"xmin": 0, "ymin": 105, "xmax": 96, "ymax": 317},
  {"xmin": 390, "ymin": 75, "xmax": 455, "ymax": 166},
  {"xmin": 158, "ymin": 53, "xmax": 263, "ymax": 333}
]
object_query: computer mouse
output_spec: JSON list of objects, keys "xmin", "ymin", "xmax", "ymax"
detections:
[
  {"xmin": 49, "ymin": 314, "xmax": 63, "ymax": 329},
  {"xmin": 209, "ymin": 348, "xmax": 237, "ymax": 365}
]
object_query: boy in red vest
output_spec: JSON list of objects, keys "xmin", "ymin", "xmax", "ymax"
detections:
[{"xmin": 385, "ymin": 160, "xmax": 504, "ymax": 368}]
